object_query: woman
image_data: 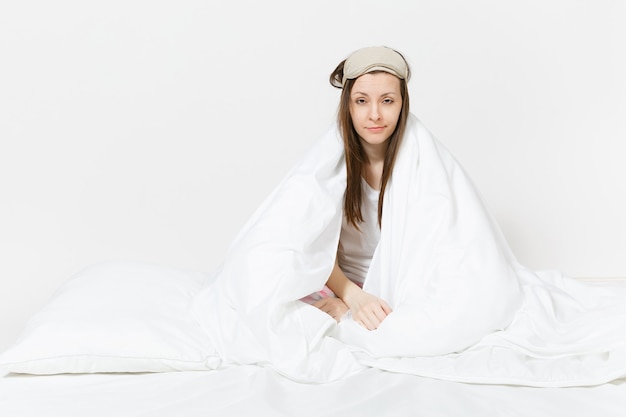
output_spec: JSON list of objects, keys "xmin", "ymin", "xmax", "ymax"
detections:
[
  {"xmin": 304, "ymin": 46, "xmax": 411, "ymax": 330},
  {"xmin": 4, "ymin": 46, "xmax": 625, "ymax": 387},
  {"xmin": 191, "ymin": 46, "xmax": 626, "ymax": 385}
]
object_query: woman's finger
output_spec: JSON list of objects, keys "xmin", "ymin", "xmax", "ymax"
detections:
[
  {"xmin": 372, "ymin": 304, "xmax": 388, "ymax": 323},
  {"xmin": 312, "ymin": 298, "xmax": 328, "ymax": 309},
  {"xmin": 362, "ymin": 312, "xmax": 380, "ymax": 330},
  {"xmin": 380, "ymin": 300, "xmax": 392, "ymax": 315}
]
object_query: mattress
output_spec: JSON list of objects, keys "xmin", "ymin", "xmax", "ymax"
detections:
[{"xmin": 2, "ymin": 366, "xmax": 626, "ymax": 417}]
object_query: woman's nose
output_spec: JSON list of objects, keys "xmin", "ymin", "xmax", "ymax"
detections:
[{"xmin": 369, "ymin": 104, "xmax": 380, "ymax": 120}]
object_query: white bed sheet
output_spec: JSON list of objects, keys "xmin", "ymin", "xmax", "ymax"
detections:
[
  {"xmin": 3, "ymin": 278, "xmax": 626, "ymax": 416},
  {"xmin": 1, "ymin": 366, "xmax": 626, "ymax": 417}
]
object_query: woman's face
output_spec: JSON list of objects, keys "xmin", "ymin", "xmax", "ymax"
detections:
[{"xmin": 349, "ymin": 72, "xmax": 402, "ymax": 149}]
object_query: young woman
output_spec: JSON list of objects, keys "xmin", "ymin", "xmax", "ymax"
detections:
[
  {"xmin": 192, "ymin": 45, "xmax": 626, "ymax": 385},
  {"xmin": 304, "ymin": 46, "xmax": 411, "ymax": 330},
  {"xmin": 4, "ymin": 46, "xmax": 625, "ymax": 387}
]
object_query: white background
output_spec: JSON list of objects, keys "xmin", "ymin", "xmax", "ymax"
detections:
[{"xmin": 1, "ymin": 0, "xmax": 625, "ymax": 351}]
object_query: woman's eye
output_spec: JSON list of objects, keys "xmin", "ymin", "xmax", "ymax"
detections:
[
  {"xmin": 355, "ymin": 98, "xmax": 366, "ymax": 104},
  {"xmin": 383, "ymin": 98, "xmax": 394, "ymax": 104}
]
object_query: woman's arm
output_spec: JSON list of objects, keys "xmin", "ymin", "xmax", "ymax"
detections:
[{"xmin": 325, "ymin": 258, "xmax": 392, "ymax": 330}]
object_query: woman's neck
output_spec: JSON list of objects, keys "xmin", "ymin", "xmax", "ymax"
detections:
[
  {"xmin": 361, "ymin": 141, "xmax": 387, "ymax": 190},
  {"xmin": 361, "ymin": 140, "xmax": 387, "ymax": 164},
  {"xmin": 363, "ymin": 160, "xmax": 383, "ymax": 191}
]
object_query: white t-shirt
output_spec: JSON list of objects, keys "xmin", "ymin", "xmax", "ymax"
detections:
[{"xmin": 336, "ymin": 180, "xmax": 381, "ymax": 287}]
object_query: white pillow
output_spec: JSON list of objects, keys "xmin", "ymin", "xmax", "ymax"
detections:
[{"xmin": 0, "ymin": 261, "xmax": 221, "ymax": 374}]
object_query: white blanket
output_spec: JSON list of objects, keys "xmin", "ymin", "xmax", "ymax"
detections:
[{"xmin": 192, "ymin": 114, "xmax": 626, "ymax": 386}]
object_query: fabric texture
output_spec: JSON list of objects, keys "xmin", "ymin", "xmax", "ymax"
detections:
[
  {"xmin": 0, "ymin": 261, "xmax": 221, "ymax": 374},
  {"xmin": 338, "ymin": 45, "xmax": 410, "ymax": 86},
  {"xmin": 192, "ymin": 113, "xmax": 626, "ymax": 386}
]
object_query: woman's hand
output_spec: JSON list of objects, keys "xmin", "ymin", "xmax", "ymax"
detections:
[
  {"xmin": 323, "ymin": 257, "xmax": 392, "ymax": 330},
  {"xmin": 344, "ymin": 289, "xmax": 392, "ymax": 330},
  {"xmin": 313, "ymin": 297, "xmax": 349, "ymax": 322}
]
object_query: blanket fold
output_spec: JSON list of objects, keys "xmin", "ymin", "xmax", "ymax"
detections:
[{"xmin": 192, "ymin": 114, "xmax": 626, "ymax": 385}]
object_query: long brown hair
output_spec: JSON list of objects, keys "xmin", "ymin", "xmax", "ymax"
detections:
[{"xmin": 329, "ymin": 51, "xmax": 411, "ymax": 229}]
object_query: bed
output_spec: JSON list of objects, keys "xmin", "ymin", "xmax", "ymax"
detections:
[
  {"xmin": 1, "ymin": 261, "xmax": 625, "ymax": 416},
  {"xmin": 4, "ymin": 123, "xmax": 626, "ymax": 415},
  {"xmin": 1, "ymin": 367, "xmax": 626, "ymax": 416}
]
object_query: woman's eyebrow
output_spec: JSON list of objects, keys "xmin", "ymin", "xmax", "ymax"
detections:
[{"xmin": 351, "ymin": 91, "xmax": 398, "ymax": 97}]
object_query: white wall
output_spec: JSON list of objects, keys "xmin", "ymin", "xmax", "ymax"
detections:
[{"xmin": 1, "ymin": 0, "xmax": 625, "ymax": 350}]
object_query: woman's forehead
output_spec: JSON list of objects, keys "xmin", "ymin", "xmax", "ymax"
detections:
[{"xmin": 351, "ymin": 73, "xmax": 401, "ymax": 95}]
